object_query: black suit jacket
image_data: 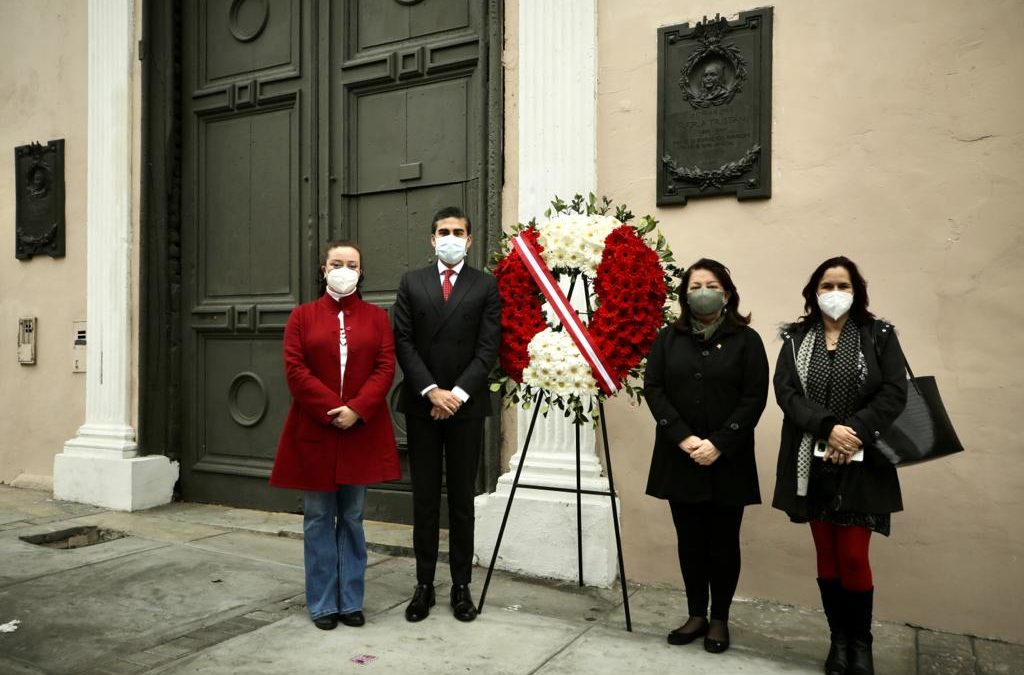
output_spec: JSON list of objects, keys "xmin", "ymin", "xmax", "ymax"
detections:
[{"xmin": 393, "ymin": 263, "xmax": 502, "ymax": 419}]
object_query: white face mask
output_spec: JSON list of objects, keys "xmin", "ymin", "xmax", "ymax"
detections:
[
  {"xmin": 325, "ymin": 266, "xmax": 360, "ymax": 297},
  {"xmin": 434, "ymin": 234, "xmax": 468, "ymax": 266},
  {"xmin": 817, "ymin": 290, "xmax": 854, "ymax": 320}
]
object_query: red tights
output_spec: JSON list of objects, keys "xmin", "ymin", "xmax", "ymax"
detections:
[{"xmin": 809, "ymin": 520, "xmax": 873, "ymax": 592}]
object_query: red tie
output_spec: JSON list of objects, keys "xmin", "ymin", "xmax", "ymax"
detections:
[{"xmin": 442, "ymin": 269, "xmax": 454, "ymax": 302}]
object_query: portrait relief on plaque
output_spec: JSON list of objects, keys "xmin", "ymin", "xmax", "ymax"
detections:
[
  {"xmin": 15, "ymin": 139, "xmax": 66, "ymax": 260},
  {"xmin": 657, "ymin": 9, "xmax": 773, "ymax": 205}
]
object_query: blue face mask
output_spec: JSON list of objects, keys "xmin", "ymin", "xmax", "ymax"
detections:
[{"xmin": 435, "ymin": 234, "xmax": 468, "ymax": 265}]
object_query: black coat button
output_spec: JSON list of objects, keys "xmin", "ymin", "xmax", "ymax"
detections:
[
  {"xmin": 701, "ymin": 350, "xmax": 709, "ymax": 356},
  {"xmin": 659, "ymin": 419, "xmax": 668, "ymax": 426},
  {"xmin": 730, "ymin": 423, "xmax": 740, "ymax": 431},
  {"xmin": 694, "ymin": 373, "xmax": 703, "ymax": 380}
]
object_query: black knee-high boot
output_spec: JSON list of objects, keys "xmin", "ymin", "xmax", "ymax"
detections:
[
  {"xmin": 817, "ymin": 578, "xmax": 849, "ymax": 675},
  {"xmin": 846, "ymin": 587, "xmax": 874, "ymax": 675}
]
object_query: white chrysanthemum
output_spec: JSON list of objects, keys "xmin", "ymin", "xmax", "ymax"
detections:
[
  {"xmin": 522, "ymin": 328, "xmax": 599, "ymax": 397},
  {"xmin": 536, "ymin": 214, "xmax": 620, "ymax": 275}
]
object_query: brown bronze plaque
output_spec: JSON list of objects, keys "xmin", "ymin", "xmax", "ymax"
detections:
[
  {"xmin": 657, "ymin": 9, "xmax": 773, "ymax": 205},
  {"xmin": 15, "ymin": 139, "xmax": 66, "ymax": 259}
]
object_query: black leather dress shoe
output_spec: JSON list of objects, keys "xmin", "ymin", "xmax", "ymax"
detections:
[
  {"xmin": 405, "ymin": 583, "xmax": 435, "ymax": 622},
  {"xmin": 450, "ymin": 584, "xmax": 478, "ymax": 622},
  {"xmin": 313, "ymin": 614, "xmax": 338, "ymax": 630},
  {"xmin": 339, "ymin": 610, "xmax": 365, "ymax": 627}
]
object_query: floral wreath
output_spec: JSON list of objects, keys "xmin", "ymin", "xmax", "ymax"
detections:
[{"xmin": 489, "ymin": 194, "xmax": 679, "ymax": 424}]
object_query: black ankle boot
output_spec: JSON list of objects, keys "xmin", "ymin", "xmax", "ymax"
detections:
[
  {"xmin": 817, "ymin": 578, "xmax": 849, "ymax": 675},
  {"xmin": 846, "ymin": 588, "xmax": 874, "ymax": 675}
]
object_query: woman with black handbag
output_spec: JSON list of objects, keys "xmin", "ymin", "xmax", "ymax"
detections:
[
  {"xmin": 773, "ymin": 256, "xmax": 908, "ymax": 675},
  {"xmin": 644, "ymin": 258, "xmax": 769, "ymax": 654}
]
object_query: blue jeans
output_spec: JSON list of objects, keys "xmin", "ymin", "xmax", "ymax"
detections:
[{"xmin": 303, "ymin": 486, "xmax": 368, "ymax": 619}]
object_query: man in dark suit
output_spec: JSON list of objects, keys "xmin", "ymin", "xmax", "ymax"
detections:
[{"xmin": 393, "ymin": 206, "xmax": 501, "ymax": 623}]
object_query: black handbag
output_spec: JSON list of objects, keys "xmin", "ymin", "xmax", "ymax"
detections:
[{"xmin": 873, "ymin": 343, "xmax": 964, "ymax": 467}]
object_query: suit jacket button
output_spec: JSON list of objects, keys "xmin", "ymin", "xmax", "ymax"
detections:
[
  {"xmin": 730, "ymin": 423, "xmax": 739, "ymax": 431},
  {"xmin": 701, "ymin": 350, "xmax": 710, "ymax": 357},
  {"xmin": 694, "ymin": 373, "xmax": 703, "ymax": 380},
  {"xmin": 874, "ymin": 430, "xmax": 881, "ymax": 438},
  {"xmin": 658, "ymin": 419, "xmax": 668, "ymax": 426}
]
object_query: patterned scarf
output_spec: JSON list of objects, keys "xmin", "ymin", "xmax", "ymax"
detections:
[
  {"xmin": 689, "ymin": 312, "xmax": 726, "ymax": 342},
  {"xmin": 794, "ymin": 321, "xmax": 867, "ymax": 496}
]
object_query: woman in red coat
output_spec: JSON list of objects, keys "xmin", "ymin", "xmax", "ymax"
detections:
[{"xmin": 270, "ymin": 241, "xmax": 400, "ymax": 631}]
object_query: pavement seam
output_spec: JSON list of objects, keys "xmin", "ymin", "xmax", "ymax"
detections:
[
  {"xmin": 0, "ymin": 540, "xmax": 173, "ymax": 592},
  {"xmin": 0, "ymin": 653, "xmax": 50, "ymax": 675},
  {"xmin": 86, "ymin": 590, "xmax": 308, "ymax": 675},
  {"xmin": 525, "ymin": 621, "xmax": 598, "ymax": 675},
  {"xmin": 177, "ymin": 538, "xmax": 305, "ymax": 570},
  {"xmin": 914, "ymin": 626, "xmax": 921, "ymax": 675}
]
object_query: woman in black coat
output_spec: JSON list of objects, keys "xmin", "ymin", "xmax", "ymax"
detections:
[
  {"xmin": 644, "ymin": 258, "xmax": 769, "ymax": 654},
  {"xmin": 772, "ymin": 256, "xmax": 907, "ymax": 675}
]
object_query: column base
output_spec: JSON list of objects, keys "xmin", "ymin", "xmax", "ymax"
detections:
[
  {"xmin": 474, "ymin": 474, "xmax": 620, "ymax": 587},
  {"xmin": 53, "ymin": 451, "xmax": 179, "ymax": 512}
]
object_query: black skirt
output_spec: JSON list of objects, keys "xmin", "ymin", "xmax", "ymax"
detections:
[{"xmin": 788, "ymin": 459, "xmax": 892, "ymax": 536}]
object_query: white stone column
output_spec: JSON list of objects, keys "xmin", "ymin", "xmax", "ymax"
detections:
[
  {"xmin": 53, "ymin": 0, "xmax": 178, "ymax": 510},
  {"xmin": 475, "ymin": 0, "xmax": 619, "ymax": 586}
]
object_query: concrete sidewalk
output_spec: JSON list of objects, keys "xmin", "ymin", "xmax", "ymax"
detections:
[{"xmin": 0, "ymin": 486, "xmax": 1018, "ymax": 675}]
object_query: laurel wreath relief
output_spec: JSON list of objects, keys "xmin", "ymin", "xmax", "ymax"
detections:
[{"xmin": 661, "ymin": 145, "xmax": 761, "ymax": 191}]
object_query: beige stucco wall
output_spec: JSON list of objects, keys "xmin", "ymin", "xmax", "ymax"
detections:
[
  {"xmin": 593, "ymin": 0, "xmax": 1024, "ymax": 643},
  {"xmin": 502, "ymin": 0, "xmax": 1023, "ymax": 645},
  {"xmin": 0, "ymin": 0, "xmax": 88, "ymax": 488}
]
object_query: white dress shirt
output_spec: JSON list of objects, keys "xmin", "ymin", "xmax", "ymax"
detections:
[{"xmin": 326, "ymin": 288, "xmax": 349, "ymax": 392}]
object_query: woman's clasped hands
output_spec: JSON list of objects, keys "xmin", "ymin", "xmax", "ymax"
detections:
[
  {"xmin": 327, "ymin": 405, "xmax": 360, "ymax": 430},
  {"xmin": 679, "ymin": 435, "xmax": 722, "ymax": 466},
  {"xmin": 824, "ymin": 424, "xmax": 861, "ymax": 465}
]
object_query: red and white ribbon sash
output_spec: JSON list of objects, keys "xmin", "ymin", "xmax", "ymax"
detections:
[{"xmin": 511, "ymin": 233, "xmax": 618, "ymax": 396}]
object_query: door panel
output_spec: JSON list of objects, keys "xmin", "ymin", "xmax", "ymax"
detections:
[
  {"xmin": 201, "ymin": 109, "xmax": 297, "ymax": 297},
  {"xmin": 198, "ymin": 337, "xmax": 288, "ymax": 465},
  {"xmin": 353, "ymin": 0, "xmax": 470, "ymax": 52},
  {"xmin": 406, "ymin": 79, "xmax": 469, "ymax": 185},
  {"xmin": 352, "ymin": 78, "xmax": 470, "ymax": 194},
  {"xmin": 334, "ymin": 0, "xmax": 488, "ymax": 522},
  {"xmin": 199, "ymin": 0, "xmax": 301, "ymax": 86},
  {"xmin": 175, "ymin": 0, "xmax": 496, "ymax": 517},
  {"xmin": 180, "ymin": 0, "xmax": 312, "ymax": 509}
]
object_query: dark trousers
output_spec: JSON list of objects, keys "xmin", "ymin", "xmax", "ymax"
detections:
[
  {"xmin": 406, "ymin": 415, "xmax": 484, "ymax": 586},
  {"xmin": 668, "ymin": 500, "xmax": 745, "ymax": 621}
]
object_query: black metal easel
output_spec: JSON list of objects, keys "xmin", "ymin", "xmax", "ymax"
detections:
[{"xmin": 477, "ymin": 274, "xmax": 632, "ymax": 631}]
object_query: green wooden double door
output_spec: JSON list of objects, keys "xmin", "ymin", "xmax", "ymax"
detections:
[{"xmin": 176, "ymin": 0, "xmax": 501, "ymax": 517}]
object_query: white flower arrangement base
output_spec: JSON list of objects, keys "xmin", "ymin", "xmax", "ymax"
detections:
[
  {"xmin": 474, "ymin": 452, "xmax": 620, "ymax": 586},
  {"xmin": 474, "ymin": 393, "xmax": 633, "ymax": 629}
]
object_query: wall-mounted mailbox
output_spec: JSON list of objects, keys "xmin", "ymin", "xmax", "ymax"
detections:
[{"xmin": 18, "ymin": 317, "xmax": 37, "ymax": 365}]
